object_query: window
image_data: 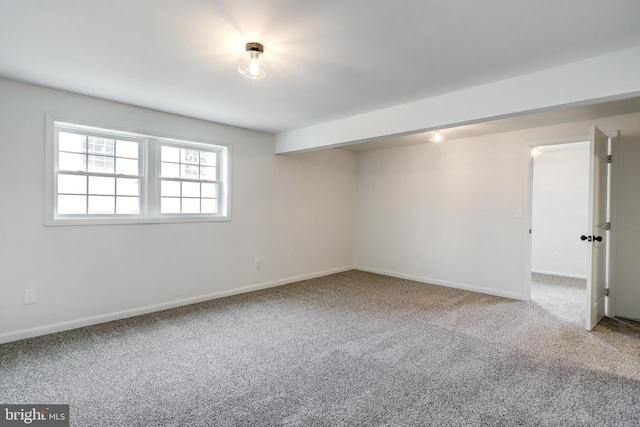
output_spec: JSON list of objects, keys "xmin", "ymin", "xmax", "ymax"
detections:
[
  {"xmin": 46, "ymin": 119, "xmax": 229, "ymax": 225},
  {"xmin": 159, "ymin": 145, "xmax": 220, "ymax": 214},
  {"xmin": 57, "ymin": 132, "xmax": 142, "ymax": 215}
]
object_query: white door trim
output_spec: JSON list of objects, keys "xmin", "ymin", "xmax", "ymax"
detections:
[{"xmin": 606, "ymin": 131, "xmax": 619, "ymax": 318}]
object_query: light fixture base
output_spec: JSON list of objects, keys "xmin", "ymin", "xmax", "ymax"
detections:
[
  {"xmin": 245, "ymin": 42, "xmax": 264, "ymax": 53},
  {"xmin": 238, "ymin": 42, "xmax": 270, "ymax": 79}
]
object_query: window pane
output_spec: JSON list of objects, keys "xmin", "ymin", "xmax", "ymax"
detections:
[
  {"xmin": 161, "ymin": 162, "xmax": 180, "ymax": 178},
  {"xmin": 88, "ymin": 196, "xmax": 114, "ymax": 214},
  {"xmin": 117, "ymin": 178, "xmax": 139, "ymax": 196},
  {"xmin": 199, "ymin": 151, "xmax": 217, "ymax": 166},
  {"xmin": 181, "ymin": 148, "xmax": 199, "ymax": 165},
  {"xmin": 161, "ymin": 197, "xmax": 180, "ymax": 213},
  {"xmin": 182, "ymin": 198, "xmax": 200, "ymax": 214},
  {"xmin": 161, "ymin": 180, "xmax": 180, "ymax": 197},
  {"xmin": 201, "ymin": 183, "xmax": 217, "ymax": 198},
  {"xmin": 58, "ymin": 195, "xmax": 87, "ymax": 214},
  {"xmin": 182, "ymin": 182, "xmax": 200, "ymax": 198},
  {"xmin": 89, "ymin": 176, "xmax": 115, "ymax": 195},
  {"xmin": 200, "ymin": 166, "xmax": 216, "ymax": 181},
  {"xmin": 59, "ymin": 152, "xmax": 86, "ymax": 172},
  {"xmin": 88, "ymin": 155, "xmax": 115, "ymax": 174},
  {"xmin": 161, "ymin": 146, "xmax": 179, "ymax": 163},
  {"xmin": 87, "ymin": 137, "xmax": 115, "ymax": 155},
  {"xmin": 58, "ymin": 174, "xmax": 87, "ymax": 194},
  {"xmin": 116, "ymin": 158, "xmax": 138, "ymax": 175},
  {"xmin": 59, "ymin": 132, "xmax": 86, "ymax": 153},
  {"xmin": 116, "ymin": 140, "xmax": 138, "ymax": 159},
  {"xmin": 181, "ymin": 164, "xmax": 200, "ymax": 179},
  {"xmin": 116, "ymin": 196, "xmax": 139, "ymax": 214},
  {"xmin": 201, "ymin": 198, "xmax": 218, "ymax": 214}
]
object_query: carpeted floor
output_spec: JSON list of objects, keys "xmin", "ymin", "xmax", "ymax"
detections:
[
  {"xmin": 531, "ymin": 272, "xmax": 586, "ymax": 327},
  {"xmin": 1, "ymin": 270, "xmax": 639, "ymax": 426}
]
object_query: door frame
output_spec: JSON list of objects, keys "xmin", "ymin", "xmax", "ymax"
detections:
[
  {"xmin": 523, "ymin": 133, "xmax": 617, "ymax": 320},
  {"xmin": 606, "ymin": 131, "xmax": 619, "ymax": 317}
]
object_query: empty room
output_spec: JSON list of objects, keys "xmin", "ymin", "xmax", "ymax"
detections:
[{"xmin": 1, "ymin": 1, "xmax": 640, "ymax": 426}]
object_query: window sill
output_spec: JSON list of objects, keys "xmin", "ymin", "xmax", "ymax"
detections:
[{"xmin": 45, "ymin": 215, "xmax": 231, "ymax": 226}]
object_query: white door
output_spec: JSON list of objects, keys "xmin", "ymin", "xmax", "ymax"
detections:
[{"xmin": 584, "ymin": 126, "xmax": 608, "ymax": 331}]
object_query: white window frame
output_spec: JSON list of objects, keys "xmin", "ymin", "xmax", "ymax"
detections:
[
  {"xmin": 151, "ymin": 139, "xmax": 225, "ymax": 217},
  {"xmin": 45, "ymin": 115, "xmax": 231, "ymax": 226},
  {"xmin": 54, "ymin": 125, "xmax": 146, "ymax": 218}
]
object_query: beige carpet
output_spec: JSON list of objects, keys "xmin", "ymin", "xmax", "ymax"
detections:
[{"xmin": 1, "ymin": 270, "xmax": 639, "ymax": 426}]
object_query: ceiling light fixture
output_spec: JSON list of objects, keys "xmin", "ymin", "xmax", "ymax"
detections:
[
  {"xmin": 432, "ymin": 130, "xmax": 444, "ymax": 142},
  {"xmin": 238, "ymin": 42, "xmax": 271, "ymax": 79},
  {"xmin": 531, "ymin": 147, "xmax": 543, "ymax": 157}
]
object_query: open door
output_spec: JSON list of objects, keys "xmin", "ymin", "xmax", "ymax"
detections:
[{"xmin": 584, "ymin": 126, "xmax": 608, "ymax": 330}]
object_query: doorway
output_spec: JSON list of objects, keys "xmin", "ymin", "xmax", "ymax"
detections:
[{"xmin": 530, "ymin": 141, "xmax": 590, "ymax": 327}]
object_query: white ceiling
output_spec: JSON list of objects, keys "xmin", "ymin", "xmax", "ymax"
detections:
[{"xmin": 1, "ymin": 0, "xmax": 639, "ymax": 135}]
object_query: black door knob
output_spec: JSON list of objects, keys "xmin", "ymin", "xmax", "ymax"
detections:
[
  {"xmin": 594, "ymin": 235, "xmax": 603, "ymax": 242},
  {"xmin": 580, "ymin": 235, "xmax": 589, "ymax": 241}
]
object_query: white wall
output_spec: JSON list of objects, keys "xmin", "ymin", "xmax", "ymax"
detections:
[
  {"xmin": 531, "ymin": 144, "xmax": 589, "ymax": 278},
  {"xmin": 0, "ymin": 79, "xmax": 357, "ymax": 343},
  {"xmin": 354, "ymin": 132, "xmax": 530, "ymax": 299},
  {"xmin": 355, "ymin": 112, "xmax": 640, "ymax": 306}
]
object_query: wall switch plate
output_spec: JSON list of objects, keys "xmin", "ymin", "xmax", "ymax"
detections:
[
  {"xmin": 255, "ymin": 259, "xmax": 261, "ymax": 269},
  {"xmin": 24, "ymin": 289, "xmax": 36, "ymax": 305},
  {"xmin": 515, "ymin": 208, "xmax": 523, "ymax": 219},
  {"xmin": 554, "ymin": 251, "xmax": 560, "ymax": 259}
]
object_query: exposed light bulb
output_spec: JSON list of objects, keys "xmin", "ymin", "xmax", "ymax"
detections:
[
  {"xmin": 249, "ymin": 54, "xmax": 261, "ymax": 77},
  {"xmin": 432, "ymin": 130, "xmax": 443, "ymax": 142},
  {"xmin": 238, "ymin": 42, "xmax": 271, "ymax": 79}
]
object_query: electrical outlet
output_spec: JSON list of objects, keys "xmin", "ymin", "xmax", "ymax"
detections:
[
  {"xmin": 24, "ymin": 289, "xmax": 36, "ymax": 305},
  {"xmin": 554, "ymin": 251, "xmax": 560, "ymax": 260}
]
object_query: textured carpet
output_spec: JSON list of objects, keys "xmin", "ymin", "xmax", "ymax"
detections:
[
  {"xmin": 1, "ymin": 270, "xmax": 639, "ymax": 426},
  {"xmin": 531, "ymin": 272, "xmax": 586, "ymax": 327}
]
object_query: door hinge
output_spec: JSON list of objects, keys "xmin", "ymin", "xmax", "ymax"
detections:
[
  {"xmin": 607, "ymin": 155, "xmax": 612, "ymax": 163},
  {"xmin": 606, "ymin": 222, "xmax": 611, "ymax": 231},
  {"xmin": 604, "ymin": 288, "xmax": 610, "ymax": 297}
]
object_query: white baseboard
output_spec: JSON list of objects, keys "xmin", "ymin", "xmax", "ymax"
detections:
[
  {"xmin": 531, "ymin": 269, "xmax": 587, "ymax": 280},
  {"xmin": 0, "ymin": 266, "xmax": 354, "ymax": 345},
  {"xmin": 354, "ymin": 266, "xmax": 527, "ymax": 301}
]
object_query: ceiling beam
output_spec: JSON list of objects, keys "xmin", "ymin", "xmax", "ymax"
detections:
[{"xmin": 275, "ymin": 46, "xmax": 640, "ymax": 154}]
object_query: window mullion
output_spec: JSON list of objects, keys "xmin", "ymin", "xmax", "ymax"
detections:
[
  {"xmin": 85, "ymin": 175, "xmax": 89, "ymax": 214},
  {"xmin": 84, "ymin": 149, "xmax": 89, "ymax": 214},
  {"xmin": 114, "ymin": 176, "xmax": 118, "ymax": 215},
  {"xmin": 114, "ymin": 137, "xmax": 117, "ymax": 216},
  {"xmin": 146, "ymin": 138, "xmax": 157, "ymax": 217}
]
